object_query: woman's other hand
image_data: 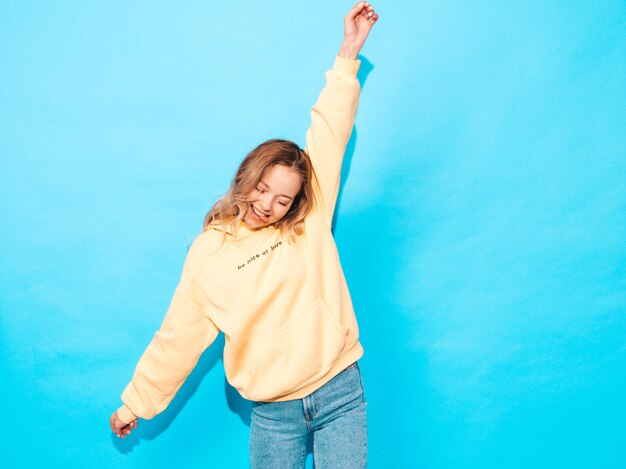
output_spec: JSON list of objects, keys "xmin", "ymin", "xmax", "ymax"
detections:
[
  {"xmin": 339, "ymin": 2, "xmax": 379, "ymax": 60},
  {"xmin": 110, "ymin": 411, "xmax": 138, "ymax": 439}
]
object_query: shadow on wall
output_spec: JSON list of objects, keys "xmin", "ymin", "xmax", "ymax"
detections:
[{"xmin": 333, "ymin": 54, "xmax": 375, "ymax": 234}]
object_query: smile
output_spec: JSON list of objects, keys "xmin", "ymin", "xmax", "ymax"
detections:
[{"xmin": 251, "ymin": 205, "xmax": 270, "ymax": 222}]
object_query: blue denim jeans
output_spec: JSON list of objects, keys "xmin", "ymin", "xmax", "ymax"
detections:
[{"xmin": 249, "ymin": 361, "xmax": 367, "ymax": 468}]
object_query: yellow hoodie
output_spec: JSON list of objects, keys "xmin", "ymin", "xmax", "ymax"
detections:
[{"xmin": 117, "ymin": 55, "xmax": 364, "ymax": 424}]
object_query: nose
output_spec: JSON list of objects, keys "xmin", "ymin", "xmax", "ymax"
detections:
[{"xmin": 258, "ymin": 194, "xmax": 271, "ymax": 213}]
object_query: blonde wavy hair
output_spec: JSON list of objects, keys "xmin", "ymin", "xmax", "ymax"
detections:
[{"xmin": 203, "ymin": 139, "xmax": 316, "ymax": 243}]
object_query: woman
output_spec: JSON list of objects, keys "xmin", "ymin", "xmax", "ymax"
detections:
[{"xmin": 110, "ymin": 2, "xmax": 379, "ymax": 467}]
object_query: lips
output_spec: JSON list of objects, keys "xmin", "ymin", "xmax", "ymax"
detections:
[{"xmin": 251, "ymin": 205, "xmax": 269, "ymax": 222}]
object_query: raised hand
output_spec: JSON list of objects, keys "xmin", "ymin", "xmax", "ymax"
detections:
[{"xmin": 339, "ymin": 2, "xmax": 380, "ymax": 60}]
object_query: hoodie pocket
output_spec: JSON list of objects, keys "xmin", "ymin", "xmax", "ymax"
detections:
[{"xmin": 246, "ymin": 298, "xmax": 349, "ymax": 401}]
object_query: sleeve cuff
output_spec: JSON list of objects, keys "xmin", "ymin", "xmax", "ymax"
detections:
[
  {"xmin": 333, "ymin": 55, "xmax": 361, "ymax": 76},
  {"xmin": 116, "ymin": 404, "xmax": 138, "ymax": 424}
]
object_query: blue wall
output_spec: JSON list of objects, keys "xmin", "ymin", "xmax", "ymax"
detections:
[{"xmin": 1, "ymin": 1, "xmax": 625, "ymax": 467}]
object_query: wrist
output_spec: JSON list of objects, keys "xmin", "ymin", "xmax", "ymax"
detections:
[
  {"xmin": 338, "ymin": 41, "xmax": 361, "ymax": 60},
  {"xmin": 116, "ymin": 404, "xmax": 137, "ymax": 424}
]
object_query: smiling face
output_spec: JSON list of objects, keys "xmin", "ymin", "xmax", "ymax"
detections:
[{"xmin": 243, "ymin": 164, "xmax": 303, "ymax": 229}]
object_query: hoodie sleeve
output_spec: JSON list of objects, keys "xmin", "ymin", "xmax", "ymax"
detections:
[
  {"xmin": 116, "ymin": 234, "xmax": 220, "ymax": 424},
  {"xmin": 304, "ymin": 55, "xmax": 361, "ymax": 226}
]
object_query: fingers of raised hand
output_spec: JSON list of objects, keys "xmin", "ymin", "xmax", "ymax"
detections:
[
  {"xmin": 347, "ymin": 2, "xmax": 378, "ymax": 23},
  {"xmin": 359, "ymin": 3, "xmax": 379, "ymax": 24}
]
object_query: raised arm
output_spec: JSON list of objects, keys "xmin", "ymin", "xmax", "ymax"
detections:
[{"xmin": 304, "ymin": 2, "xmax": 379, "ymax": 225}]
